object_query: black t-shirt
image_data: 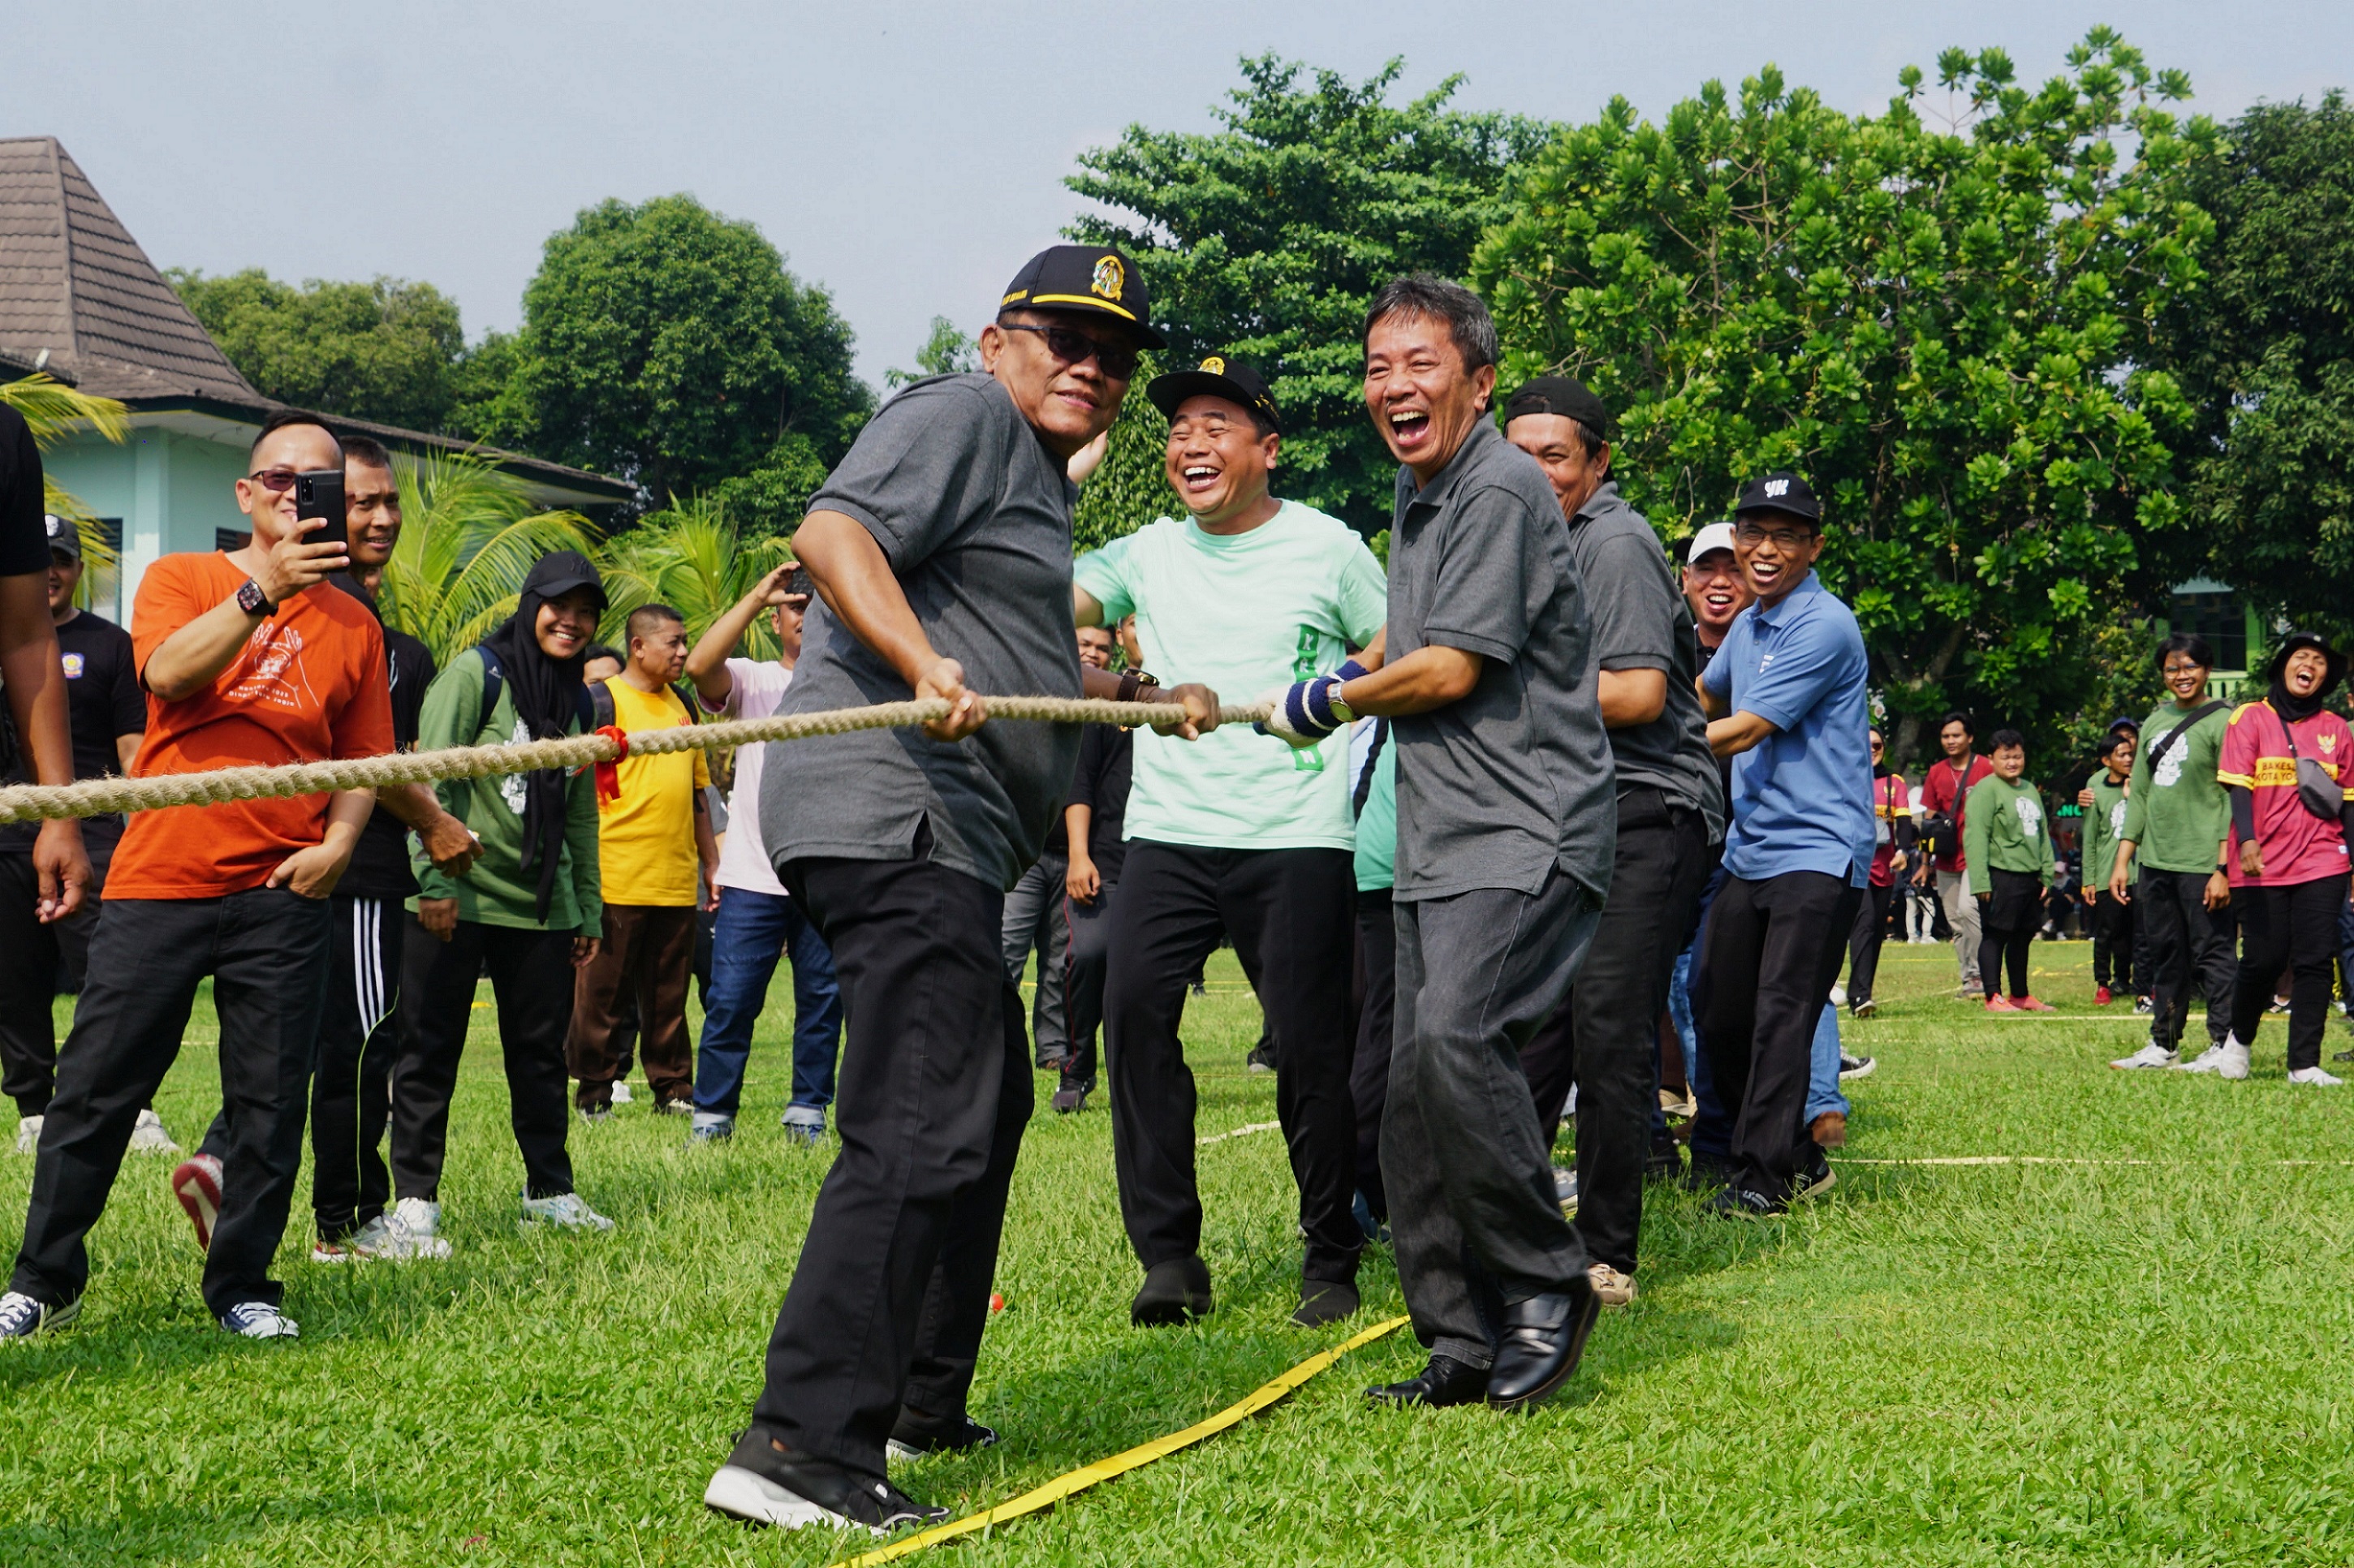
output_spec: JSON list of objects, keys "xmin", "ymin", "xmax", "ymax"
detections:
[
  {"xmin": 1069, "ymin": 722, "xmax": 1134, "ymax": 885},
  {"xmin": 338, "ymin": 625, "xmax": 436, "ymax": 900},
  {"xmin": 0, "ymin": 609, "xmax": 145, "ymax": 854},
  {"xmin": 0, "ymin": 408, "xmax": 52, "ymax": 576}
]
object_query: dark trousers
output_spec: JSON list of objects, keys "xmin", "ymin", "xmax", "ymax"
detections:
[
  {"xmin": 1977, "ymin": 868, "xmax": 2043, "ymax": 1000},
  {"xmin": 1846, "ymin": 877, "xmax": 1897, "ymax": 1004},
  {"xmin": 2091, "ymin": 888, "xmax": 2138, "ymax": 992},
  {"xmin": 568, "ymin": 903, "xmax": 696, "ymax": 1109},
  {"xmin": 0, "ymin": 844, "xmax": 110, "ymax": 1116},
  {"xmin": 1520, "ymin": 796, "xmax": 1710, "ymax": 1276},
  {"xmin": 2230, "ymin": 874, "xmax": 2348, "ymax": 1070},
  {"xmin": 1103, "ymin": 842, "xmax": 1360, "ymax": 1282},
  {"xmin": 2142, "ymin": 867, "xmax": 2235, "ymax": 1052},
  {"xmin": 692, "ymin": 887, "xmax": 843, "ymax": 1120},
  {"xmin": 1384, "ymin": 869, "xmax": 1600, "ymax": 1371},
  {"xmin": 1350, "ymin": 889, "xmax": 1396, "ymax": 1222},
  {"xmin": 1698, "ymin": 871, "xmax": 1861, "ymax": 1199},
  {"xmin": 1002, "ymin": 851, "xmax": 1069, "ymax": 1063},
  {"xmin": 390, "ymin": 917, "xmax": 579, "ymax": 1202},
  {"xmin": 12, "ymin": 889, "xmax": 328, "ymax": 1316},
  {"xmin": 1060, "ymin": 877, "xmax": 1117, "ymax": 1089},
  {"xmin": 749, "ymin": 846, "xmax": 1030, "ymax": 1482}
]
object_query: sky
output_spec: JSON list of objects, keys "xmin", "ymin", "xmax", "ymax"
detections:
[{"xmin": 10, "ymin": 2, "xmax": 2348, "ymax": 389}]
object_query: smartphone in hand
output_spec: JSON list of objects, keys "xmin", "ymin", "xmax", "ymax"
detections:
[{"xmin": 295, "ymin": 469, "xmax": 348, "ymax": 550}]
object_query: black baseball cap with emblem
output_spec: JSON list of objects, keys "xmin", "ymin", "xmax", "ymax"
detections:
[
  {"xmin": 1503, "ymin": 375, "xmax": 1618, "ymax": 442},
  {"xmin": 1000, "ymin": 244, "xmax": 1166, "ymax": 348},
  {"xmin": 1733, "ymin": 471, "xmax": 1822, "ymax": 524},
  {"xmin": 43, "ymin": 514, "xmax": 80, "ymax": 562},
  {"xmin": 1146, "ymin": 355, "xmax": 1281, "ymax": 433}
]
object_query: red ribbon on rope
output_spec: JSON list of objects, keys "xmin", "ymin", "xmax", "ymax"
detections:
[{"xmin": 593, "ymin": 725, "xmax": 632, "ymax": 805}]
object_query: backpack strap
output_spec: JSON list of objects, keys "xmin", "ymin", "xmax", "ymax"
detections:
[
  {"xmin": 474, "ymin": 645, "xmax": 507, "ymax": 741},
  {"xmin": 588, "ymin": 679, "xmax": 615, "ymax": 730},
  {"xmin": 2146, "ymin": 700, "xmax": 2227, "ymax": 770}
]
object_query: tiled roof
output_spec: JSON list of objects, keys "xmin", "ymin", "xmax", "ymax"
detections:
[{"xmin": 0, "ymin": 136, "xmax": 265, "ymax": 406}]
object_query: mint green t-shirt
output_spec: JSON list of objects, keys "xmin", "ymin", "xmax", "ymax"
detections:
[{"xmin": 1075, "ymin": 501, "xmax": 1388, "ymax": 850}]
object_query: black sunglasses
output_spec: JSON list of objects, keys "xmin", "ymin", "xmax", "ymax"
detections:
[
  {"xmin": 999, "ymin": 321, "xmax": 1139, "ymax": 380},
  {"xmin": 246, "ymin": 468, "xmax": 301, "ymax": 492}
]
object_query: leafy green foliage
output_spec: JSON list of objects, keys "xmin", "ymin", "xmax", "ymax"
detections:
[
  {"xmin": 374, "ymin": 450, "xmax": 602, "ymax": 665},
  {"xmin": 1074, "ymin": 357, "xmax": 1171, "ymax": 554},
  {"xmin": 1068, "ymin": 57, "xmax": 1549, "ymax": 532},
  {"xmin": 596, "ymin": 493, "xmax": 792, "ymax": 656},
  {"xmin": 170, "ymin": 269, "xmax": 467, "ymax": 433},
  {"xmin": 1476, "ymin": 30, "xmax": 2216, "ymax": 764},
  {"xmin": 472, "ymin": 195, "xmax": 872, "ymax": 510},
  {"xmin": 2154, "ymin": 93, "xmax": 2354, "ymax": 644},
  {"xmin": 0, "ymin": 373, "xmax": 127, "ymax": 588},
  {"xmin": 885, "ymin": 316, "xmax": 978, "ymax": 390}
]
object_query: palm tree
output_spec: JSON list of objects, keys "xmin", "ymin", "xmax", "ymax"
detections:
[
  {"xmin": 376, "ymin": 450, "xmax": 603, "ymax": 665},
  {"xmin": 2, "ymin": 373, "xmax": 127, "ymax": 603},
  {"xmin": 597, "ymin": 493, "xmax": 791, "ymax": 660}
]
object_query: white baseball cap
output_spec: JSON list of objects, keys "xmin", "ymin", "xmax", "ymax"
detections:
[{"xmin": 1686, "ymin": 522, "xmax": 1737, "ymax": 565}]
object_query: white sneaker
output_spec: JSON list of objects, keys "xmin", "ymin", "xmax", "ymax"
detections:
[
  {"xmin": 314, "ymin": 1211, "xmax": 451, "ymax": 1263},
  {"xmin": 126, "ymin": 1108, "xmax": 181, "ymax": 1155},
  {"xmin": 391, "ymin": 1195, "xmax": 445, "ymax": 1251},
  {"xmin": 521, "ymin": 1191, "xmax": 614, "ymax": 1232},
  {"xmin": 610, "ymin": 1082, "xmax": 635, "ymax": 1105},
  {"xmin": 218, "ymin": 1301, "xmax": 299, "ymax": 1339},
  {"xmin": 1829, "ymin": 984, "xmax": 1847, "ymax": 1008},
  {"xmin": 2175, "ymin": 1039, "xmax": 2251, "ymax": 1079},
  {"xmin": 1553, "ymin": 1167, "xmax": 1578, "ymax": 1211},
  {"xmin": 2288, "ymin": 1066, "xmax": 2345, "ymax": 1087},
  {"xmin": 0, "ymin": 1290, "xmax": 77, "ymax": 1340},
  {"xmin": 2110, "ymin": 1044, "xmax": 2178, "ymax": 1070},
  {"xmin": 12, "ymin": 1114, "xmax": 39, "ymax": 1154},
  {"xmin": 1588, "ymin": 1262, "xmax": 1636, "ymax": 1307}
]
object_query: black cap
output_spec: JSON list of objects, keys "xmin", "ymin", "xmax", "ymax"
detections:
[
  {"xmin": 42, "ymin": 514, "xmax": 80, "ymax": 562},
  {"xmin": 1733, "ymin": 472, "xmax": 1822, "ymax": 523},
  {"xmin": 2264, "ymin": 629, "xmax": 2348, "ymax": 694},
  {"xmin": 1503, "ymin": 376, "xmax": 1617, "ymax": 442},
  {"xmin": 521, "ymin": 549, "xmax": 607, "ymax": 610},
  {"xmin": 1000, "ymin": 244, "xmax": 1166, "ymax": 349},
  {"xmin": 1147, "ymin": 355, "xmax": 1280, "ymax": 433}
]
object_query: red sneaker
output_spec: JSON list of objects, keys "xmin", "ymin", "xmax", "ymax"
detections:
[
  {"xmin": 2094, "ymin": 986, "xmax": 2113, "ymax": 1006},
  {"xmin": 2013, "ymin": 996, "xmax": 2054, "ymax": 1013},
  {"xmin": 170, "ymin": 1153, "xmax": 223, "ymax": 1251},
  {"xmin": 1985, "ymin": 995, "xmax": 2020, "ymax": 1013}
]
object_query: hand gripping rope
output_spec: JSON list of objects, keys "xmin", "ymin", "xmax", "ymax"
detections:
[{"xmin": 0, "ymin": 695, "xmax": 1274, "ymax": 825}]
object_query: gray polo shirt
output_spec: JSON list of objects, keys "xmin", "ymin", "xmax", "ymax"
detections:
[
  {"xmin": 1386, "ymin": 420, "xmax": 1617, "ymax": 904},
  {"xmin": 760, "ymin": 373, "xmax": 1083, "ymax": 892},
  {"xmin": 1567, "ymin": 481, "xmax": 1726, "ymax": 844}
]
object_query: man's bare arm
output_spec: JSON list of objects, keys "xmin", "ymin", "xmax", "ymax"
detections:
[
  {"xmin": 1598, "ymin": 668, "xmax": 1667, "ymax": 728},
  {"xmin": 1708, "ymin": 710, "xmax": 1778, "ymax": 759},
  {"xmin": 1339, "ymin": 645, "xmax": 1481, "ymax": 718},
  {"xmin": 0, "ymin": 573, "xmax": 88, "ymax": 920}
]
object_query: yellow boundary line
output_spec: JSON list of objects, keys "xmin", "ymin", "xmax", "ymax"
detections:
[{"xmin": 839, "ymin": 1316, "xmax": 1412, "ymax": 1566}]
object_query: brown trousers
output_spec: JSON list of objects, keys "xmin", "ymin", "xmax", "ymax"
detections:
[{"xmin": 568, "ymin": 904, "xmax": 697, "ymax": 1109}]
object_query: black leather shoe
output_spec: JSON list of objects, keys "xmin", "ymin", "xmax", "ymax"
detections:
[
  {"xmin": 1365, "ymin": 1353, "xmax": 1489, "ymax": 1407},
  {"xmin": 1485, "ymin": 1282, "xmax": 1599, "ymax": 1411},
  {"xmin": 1290, "ymin": 1277, "xmax": 1360, "ymax": 1328},
  {"xmin": 1129, "ymin": 1256, "xmax": 1214, "ymax": 1325}
]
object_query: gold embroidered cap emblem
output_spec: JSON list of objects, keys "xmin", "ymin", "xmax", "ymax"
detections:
[
  {"xmin": 1091, "ymin": 255, "xmax": 1124, "ymax": 301},
  {"xmin": 1201, "ymin": 355, "xmax": 1225, "ymax": 375}
]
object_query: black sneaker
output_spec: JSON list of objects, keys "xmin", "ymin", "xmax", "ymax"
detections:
[
  {"xmin": 1644, "ymin": 1130, "xmax": 1683, "ymax": 1182},
  {"xmin": 1130, "ymin": 1256, "xmax": 1214, "ymax": 1325},
  {"xmin": 705, "ymin": 1431, "xmax": 948, "ymax": 1533},
  {"xmin": 2134, "ymin": 996, "xmax": 2154, "ymax": 1015},
  {"xmin": 1838, "ymin": 1053, "xmax": 1876, "ymax": 1081},
  {"xmin": 1245, "ymin": 1039, "xmax": 1278, "ymax": 1075},
  {"xmin": 886, "ymin": 1406, "xmax": 1000, "ymax": 1461},
  {"xmin": 1291, "ymin": 1277, "xmax": 1360, "ymax": 1328},
  {"xmin": 1050, "ymin": 1083, "xmax": 1089, "ymax": 1114},
  {"xmin": 1795, "ymin": 1145, "xmax": 1836, "ymax": 1203},
  {"xmin": 1704, "ymin": 1184, "xmax": 1787, "ymax": 1219},
  {"xmin": 1683, "ymin": 1149, "xmax": 1735, "ymax": 1193}
]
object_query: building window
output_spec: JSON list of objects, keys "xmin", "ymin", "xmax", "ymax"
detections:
[
  {"xmin": 85, "ymin": 517, "xmax": 124, "ymax": 624},
  {"xmin": 215, "ymin": 528, "xmax": 252, "ymax": 554},
  {"xmin": 2170, "ymin": 579, "xmax": 2247, "ymax": 674}
]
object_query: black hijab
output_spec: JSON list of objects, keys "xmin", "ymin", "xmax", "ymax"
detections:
[
  {"xmin": 481, "ymin": 550, "xmax": 605, "ymax": 919},
  {"xmin": 2266, "ymin": 631, "xmax": 2346, "ymax": 726}
]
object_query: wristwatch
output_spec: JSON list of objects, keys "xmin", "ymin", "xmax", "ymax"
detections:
[
  {"xmin": 1115, "ymin": 670, "xmax": 1161, "ymax": 704},
  {"xmin": 1326, "ymin": 679, "xmax": 1356, "ymax": 726},
  {"xmin": 235, "ymin": 578, "xmax": 276, "ymax": 617}
]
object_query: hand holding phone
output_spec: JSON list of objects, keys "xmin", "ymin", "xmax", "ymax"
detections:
[{"xmin": 253, "ymin": 468, "xmax": 351, "ymax": 601}]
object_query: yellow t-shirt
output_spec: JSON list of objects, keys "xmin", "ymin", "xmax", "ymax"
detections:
[{"xmin": 597, "ymin": 678, "xmax": 710, "ymax": 906}]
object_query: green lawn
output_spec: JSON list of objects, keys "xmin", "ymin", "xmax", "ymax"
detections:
[{"xmin": 6, "ymin": 939, "xmax": 2354, "ymax": 1566}]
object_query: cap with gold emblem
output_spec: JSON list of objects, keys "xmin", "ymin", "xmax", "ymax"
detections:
[
  {"xmin": 999, "ymin": 244, "xmax": 1166, "ymax": 348},
  {"xmin": 1145, "ymin": 354, "xmax": 1281, "ymax": 433}
]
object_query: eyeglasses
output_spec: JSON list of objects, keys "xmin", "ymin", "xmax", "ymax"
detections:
[
  {"xmin": 246, "ymin": 468, "xmax": 300, "ymax": 492},
  {"xmin": 1734, "ymin": 521, "xmax": 1817, "ymax": 551},
  {"xmin": 998, "ymin": 321, "xmax": 1140, "ymax": 380}
]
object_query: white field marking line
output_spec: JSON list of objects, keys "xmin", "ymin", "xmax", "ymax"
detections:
[
  {"xmin": 1198, "ymin": 1121, "xmax": 1282, "ymax": 1146},
  {"xmin": 1837, "ymin": 1156, "xmax": 2354, "ymax": 1167}
]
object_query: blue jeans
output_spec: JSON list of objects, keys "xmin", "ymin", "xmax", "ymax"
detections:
[
  {"xmin": 1806, "ymin": 1003, "xmax": 1849, "ymax": 1123},
  {"xmin": 693, "ymin": 888, "xmax": 843, "ymax": 1123}
]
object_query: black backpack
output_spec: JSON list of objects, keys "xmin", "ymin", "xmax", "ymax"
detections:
[{"xmin": 474, "ymin": 648, "xmax": 694, "ymax": 739}]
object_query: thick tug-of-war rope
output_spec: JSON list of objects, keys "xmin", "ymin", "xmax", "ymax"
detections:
[{"xmin": 0, "ymin": 696, "xmax": 1275, "ymax": 825}]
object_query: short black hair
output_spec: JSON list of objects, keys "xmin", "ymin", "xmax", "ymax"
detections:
[
  {"xmin": 2101, "ymin": 730, "xmax": 2136, "ymax": 759},
  {"xmin": 1363, "ymin": 274, "xmax": 1498, "ymax": 373},
  {"xmin": 626, "ymin": 604, "xmax": 685, "ymax": 644},
  {"xmin": 342, "ymin": 435, "xmax": 394, "ymax": 474},
  {"xmin": 1990, "ymin": 729, "xmax": 2026, "ymax": 752},
  {"xmin": 250, "ymin": 408, "xmax": 341, "ymax": 464},
  {"xmin": 2158, "ymin": 631, "xmax": 2215, "ymax": 670},
  {"xmin": 581, "ymin": 643, "xmax": 623, "ymax": 668},
  {"xmin": 1938, "ymin": 710, "xmax": 1974, "ymax": 736}
]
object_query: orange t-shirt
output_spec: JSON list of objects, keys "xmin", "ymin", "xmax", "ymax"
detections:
[{"xmin": 107, "ymin": 554, "xmax": 395, "ymax": 899}]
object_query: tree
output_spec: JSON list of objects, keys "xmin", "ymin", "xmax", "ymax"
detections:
[
  {"xmin": 478, "ymin": 195, "xmax": 871, "ymax": 509},
  {"xmin": 596, "ymin": 493, "xmax": 792, "ymax": 656},
  {"xmin": 1476, "ymin": 31, "xmax": 2216, "ymax": 765},
  {"xmin": 2153, "ymin": 93, "xmax": 2354, "ymax": 644},
  {"xmin": 885, "ymin": 317, "xmax": 977, "ymax": 390},
  {"xmin": 1067, "ymin": 57, "xmax": 1550, "ymax": 534},
  {"xmin": 170, "ymin": 269, "xmax": 466, "ymax": 433},
  {"xmin": 375, "ymin": 450, "xmax": 603, "ymax": 665},
  {"xmin": 1073, "ymin": 356, "xmax": 1171, "ymax": 554}
]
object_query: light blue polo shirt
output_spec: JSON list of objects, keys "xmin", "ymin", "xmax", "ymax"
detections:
[{"xmin": 1701, "ymin": 571, "xmax": 1874, "ymax": 887}]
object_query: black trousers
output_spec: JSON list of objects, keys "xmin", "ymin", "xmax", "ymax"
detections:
[
  {"xmin": 1060, "ymin": 877, "xmax": 1116, "ymax": 1089},
  {"xmin": 390, "ymin": 917, "xmax": 579, "ymax": 1202},
  {"xmin": 2141, "ymin": 867, "xmax": 2235, "ymax": 1053},
  {"xmin": 2091, "ymin": 888, "xmax": 2138, "ymax": 992},
  {"xmin": 1977, "ymin": 868, "xmax": 2043, "ymax": 1001},
  {"xmin": 749, "ymin": 847, "xmax": 1030, "ymax": 1483},
  {"xmin": 1385, "ymin": 869, "xmax": 1601, "ymax": 1371},
  {"xmin": 1520, "ymin": 794, "xmax": 1711, "ymax": 1276},
  {"xmin": 1698, "ymin": 871, "xmax": 1862, "ymax": 1199},
  {"xmin": 1104, "ymin": 842, "xmax": 1360, "ymax": 1283},
  {"xmin": 1350, "ymin": 889, "xmax": 1396, "ymax": 1223},
  {"xmin": 12, "ymin": 889, "xmax": 328, "ymax": 1316},
  {"xmin": 1846, "ymin": 877, "xmax": 1897, "ymax": 1004},
  {"xmin": 0, "ymin": 843, "xmax": 111, "ymax": 1116},
  {"xmin": 2230, "ymin": 874, "xmax": 2348, "ymax": 1071}
]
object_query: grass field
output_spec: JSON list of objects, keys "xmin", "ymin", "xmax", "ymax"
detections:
[{"xmin": 6, "ymin": 938, "xmax": 2354, "ymax": 1566}]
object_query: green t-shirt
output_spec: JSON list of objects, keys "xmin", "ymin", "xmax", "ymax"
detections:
[
  {"xmin": 2120, "ymin": 699, "xmax": 2231, "ymax": 874},
  {"xmin": 1074, "ymin": 501, "xmax": 1387, "ymax": 850},
  {"xmin": 1963, "ymin": 773, "xmax": 2059, "ymax": 893},
  {"xmin": 1354, "ymin": 722, "xmax": 1396, "ymax": 893},
  {"xmin": 2082, "ymin": 771, "xmax": 2137, "ymax": 890}
]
